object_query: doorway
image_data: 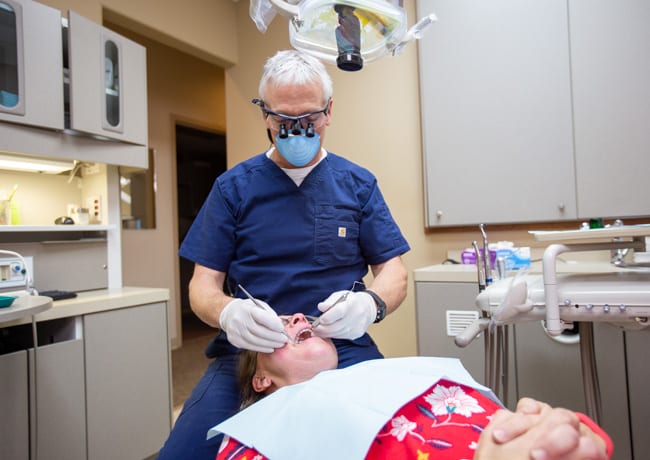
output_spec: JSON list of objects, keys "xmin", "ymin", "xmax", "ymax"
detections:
[{"xmin": 176, "ymin": 124, "xmax": 227, "ymax": 339}]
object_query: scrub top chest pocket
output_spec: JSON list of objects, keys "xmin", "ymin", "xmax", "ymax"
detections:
[{"xmin": 314, "ymin": 206, "xmax": 361, "ymax": 265}]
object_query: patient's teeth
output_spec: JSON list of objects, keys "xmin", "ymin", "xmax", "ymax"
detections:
[{"xmin": 295, "ymin": 328, "xmax": 313, "ymax": 343}]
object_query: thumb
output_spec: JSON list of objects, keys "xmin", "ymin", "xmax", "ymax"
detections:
[
  {"xmin": 317, "ymin": 290, "xmax": 349, "ymax": 313},
  {"xmin": 251, "ymin": 308, "xmax": 285, "ymax": 333}
]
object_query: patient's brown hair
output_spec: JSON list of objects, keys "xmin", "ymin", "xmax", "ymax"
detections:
[{"xmin": 238, "ymin": 350, "xmax": 265, "ymax": 409}]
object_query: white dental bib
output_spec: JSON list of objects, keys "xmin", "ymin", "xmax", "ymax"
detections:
[{"xmin": 209, "ymin": 356, "xmax": 500, "ymax": 460}]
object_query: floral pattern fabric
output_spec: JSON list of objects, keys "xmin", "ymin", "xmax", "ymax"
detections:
[{"xmin": 216, "ymin": 379, "xmax": 501, "ymax": 460}]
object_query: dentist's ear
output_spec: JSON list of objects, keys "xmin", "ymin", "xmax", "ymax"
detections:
[
  {"xmin": 252, "ymin": 374, "xmax": 273, "ymax": 393},
  {"xmin": 323, "ymin": 99, "xmax": 333, "ymax": 128}
]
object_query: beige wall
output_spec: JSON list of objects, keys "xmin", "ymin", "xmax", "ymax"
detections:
[
  {"xmin": 107, "ymin": 22, "xmax": 226, "ymax": 349},
  {"xmin": 40, "ymin": 0, "xmax": 238, "ymax": 66}
]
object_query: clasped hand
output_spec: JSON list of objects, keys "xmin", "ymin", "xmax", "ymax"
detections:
[
  {"xmin": 314, "ymin": 290, "xmax": 376, "ymax": 340},
  {"xmin": 219, "ymin": 298, "xmax": 288, "ymax": 353},
  {"xmin": 477, "ymin": 398, "xmax": 608, "ymax": 460}
]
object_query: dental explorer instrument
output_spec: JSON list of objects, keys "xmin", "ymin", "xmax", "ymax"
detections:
[{"xmin": 237, "ymin": 284, "xmax": 295, "ymax": 344}]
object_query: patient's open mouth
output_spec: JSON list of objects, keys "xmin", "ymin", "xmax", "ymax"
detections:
[{"xmin": 295, "ymin": 328, "xmax": 313, "ymax": 344}]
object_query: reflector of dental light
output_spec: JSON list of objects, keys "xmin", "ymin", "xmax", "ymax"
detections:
[{"xmin": 255, "ymin": 0, "xmax": 437, "ymax": 71}]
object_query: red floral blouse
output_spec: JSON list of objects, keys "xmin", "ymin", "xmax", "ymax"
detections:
[{"xmin": 217, "ymin": 379, "xmax": 501, "ymax": 460}]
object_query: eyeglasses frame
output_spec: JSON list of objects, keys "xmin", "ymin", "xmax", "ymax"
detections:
[{"xmin": 252, "ymin": 98, "xmax": 331, "ymax": 138}]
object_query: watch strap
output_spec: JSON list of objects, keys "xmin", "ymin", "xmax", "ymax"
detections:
[{"xmin": 364, "ymin": 289, "xmax": 387, "ymax": 323}]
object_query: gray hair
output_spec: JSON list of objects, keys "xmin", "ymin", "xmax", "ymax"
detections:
[{"xmin": 258, "ymin": 50, "xmax": 333, "ymax": 105}]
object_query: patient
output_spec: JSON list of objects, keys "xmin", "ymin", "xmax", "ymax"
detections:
[{"xmin": 215, "ymin": 313, "xmax": 612, "ymax": 460}]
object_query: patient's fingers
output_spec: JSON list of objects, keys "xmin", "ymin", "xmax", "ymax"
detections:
[
  {"xmin": 490, "ymin": 409, "xmax": 537, "ymax": 443},
  {"xmin": 530, "ymin": 435, "xmax": 606, "ymax": 460},
  {"xmin": 516, "ymin": 397, "xmax": 549, "ymax": 415},
  {"xmin": 492, "ymin": 399, "xmax": 572, "ymax": 444},
  {"xmin": 529, "ymin": 422, "xmax": 581, "ymax": 459},
  {"xmin": 531, "ymin": 419, "xmax": 607, "ymax": 460},
  {"xmin": 575, "ymin": 435, "xmax": 608, "ymax": 460},
  {"xmin": 479, "ymin": 404, "xmax": 607, "ymax": 460},
  {"xmin": 527, "ymin": 408, "xmax": 608, "ymax": 460},
  {"xmin": 490, "ymin": 400, "xmax": 553, "ymax": 444}
]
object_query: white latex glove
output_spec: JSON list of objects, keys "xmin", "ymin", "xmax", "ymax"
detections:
[
  {"xmin": 315, "ymin": 290, "xmax": 376, "ymax": 340},
  {"xmin": 219, "ymin": 298, "xmax": 288, "ymax": 353}
]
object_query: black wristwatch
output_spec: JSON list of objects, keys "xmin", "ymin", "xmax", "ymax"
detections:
[{"xmin": 364, "ymin": 289, "xmax": 387, "ymax": 323}]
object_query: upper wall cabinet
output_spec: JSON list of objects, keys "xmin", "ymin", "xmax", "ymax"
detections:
[
  {"xmin": 417, "ymin": 0, "xmax": 650, "ymax": 227},
  {"xmin": 0, "ymin": 0, "xmax": 63, "ymax": 130},
  {"xmin": 67, "ymin": 11, "xmax": 147, "ymax": 146},
  {"xmin": 417, "ymin": 0, "xmax": 576, "ymax": 227},
  {"xmin": 570, "ymin": 0, "xmax": 650, "ymax": 219}
]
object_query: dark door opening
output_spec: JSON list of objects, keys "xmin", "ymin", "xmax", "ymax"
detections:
[{"xmin": 176, "ymin": 124, "xmax": 227, "ymax": 338}]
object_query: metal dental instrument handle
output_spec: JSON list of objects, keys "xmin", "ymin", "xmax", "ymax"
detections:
[
  {"xmin": 311, "ymin": 290, "xmax": 351, "ymax": 328},
  {"xmin": 237, "ymin": 284, "xmax": 295, "ymax": 344},
  {"xmin": 472, "ymin": 241, "xmax": 486, "ymax": 292},
  {"xmin": 480, "ymin": 224, "xmax": 492, "ymax": 285},
  {"xmin": 472, "ymin": 240, "xmax": 490, "ymax": 384}
]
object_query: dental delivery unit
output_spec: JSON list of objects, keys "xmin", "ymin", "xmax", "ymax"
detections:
[{"xmin": 455, "ymin": 224, "xmax": 650, "ymax": 423}]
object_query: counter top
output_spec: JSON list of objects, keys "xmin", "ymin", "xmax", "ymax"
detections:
[
  {"xmin": 0, "ymin": 295, "xmax": 52, "ymax": 324},
  {"xmin": 414, "ymin": 260, "xmax": 630, "ymax": 283},
  {"xmin": 0, "ymin": 286, "xmax": 169, "ymax": 327}
]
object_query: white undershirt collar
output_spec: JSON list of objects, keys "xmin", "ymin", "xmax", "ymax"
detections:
[{"xmin": 266, "ymin": 147, "xmax": 327, "ymax": 186}]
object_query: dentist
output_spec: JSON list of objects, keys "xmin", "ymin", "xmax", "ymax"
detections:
[{"xmin": 157, "ymin": 49, "xmax": 410, "ymax": 460}]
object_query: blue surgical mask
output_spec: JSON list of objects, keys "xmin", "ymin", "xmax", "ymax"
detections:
[{"xmin": 275, "ymin": 130, "xmax": 321, "ymax": 167}]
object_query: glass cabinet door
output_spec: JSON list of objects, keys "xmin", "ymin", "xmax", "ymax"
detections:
[
  {"xmin": 103, "ymin": 37, "xmax": 122, "ymax": 132},
  {"xmin": 0, "ymin": 0, "xmax": 25, "ymax": 115},
  {"xmin": 0, "ymin": 0, "xmax": 62, "ymax": 130},
  {"xmin": 68, "ymin": 11, "xmax": 147, "ymax": 146}
]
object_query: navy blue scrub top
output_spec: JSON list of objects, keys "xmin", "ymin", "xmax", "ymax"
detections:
[{"xmin": 179, "ymin": 152, "xmax": 410, "ymax": 351}]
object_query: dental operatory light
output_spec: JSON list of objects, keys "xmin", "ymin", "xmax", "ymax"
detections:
[{"xmin": 250, "ymin": 0, "xmax": 437, "ymax": 71}]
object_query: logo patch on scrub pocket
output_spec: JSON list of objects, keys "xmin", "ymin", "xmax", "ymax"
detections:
[{"xmin": 338, "ymin": 227, "xmax": 347, "ymax": 238}]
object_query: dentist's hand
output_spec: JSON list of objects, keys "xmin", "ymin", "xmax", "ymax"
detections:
[
  {"xmin": 315, "ymin": 290, "xmax": 376, "ymax": 340},
  {"xmin": 219, "ymin": 298, "xmax": 288, "ymax": 353}
]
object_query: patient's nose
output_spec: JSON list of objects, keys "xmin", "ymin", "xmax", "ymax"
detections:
[{"xmin": 289, "ymin": 313, "xmax": 308, "ymax": 326}]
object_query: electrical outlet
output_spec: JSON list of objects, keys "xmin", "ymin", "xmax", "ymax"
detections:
[{"xmin": 86, "ymin": 195, "xmax": 102, "ymax": 224}]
